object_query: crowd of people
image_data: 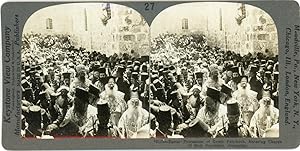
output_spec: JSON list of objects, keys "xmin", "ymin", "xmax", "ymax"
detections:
[{"xmin": 20, "ymin": 33, "xmax": 279, "ymax": 139}]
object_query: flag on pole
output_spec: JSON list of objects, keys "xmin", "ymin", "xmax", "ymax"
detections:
[{"xmin": 101, "ymin": 3, "xmax": 111, "ymax": 26}]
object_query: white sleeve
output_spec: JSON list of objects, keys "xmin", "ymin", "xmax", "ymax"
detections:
[{"xmin": 196, "ymin": 107, "xmax": 205, "ymax": 121}]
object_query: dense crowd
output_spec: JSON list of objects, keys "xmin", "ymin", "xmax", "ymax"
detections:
[{"xmin": 20, "ymin": 33, "xmax": 279, "ymax": 139}]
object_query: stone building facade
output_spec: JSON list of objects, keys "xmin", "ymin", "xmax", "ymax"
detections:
[{"xmin": 23, "ymin": 3, "xmax": 150, "ymax": 56}]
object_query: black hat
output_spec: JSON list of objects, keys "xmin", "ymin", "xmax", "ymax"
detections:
[
  {"xmin": 239, "ymin": 75, "xmax": 248, "ymax": 83},
  {"xmin": 127, "ymin": 60, "xmax": 133, "ymax": 65},
  {"xmin": 194, "ymin": 71, "xmax": 203, "ymax": 79},
  {"xmin": 24, "ymin": 65, "xmax": 30, "ymax": 70},
  {"xmin": 30, "ymin": 66, "xmax": 36, "ymax": 71},
  {"xmin": 62, "ymin": 72, "xmax": 71, "ymax": 80},
  {"xmin": 75, "ymin": 87, "xmax": 89, "ymax": 103},
  {"xmin": 117, "ymin": 65, "xmax": 126, "ymax": 73},
  {"xmin": 27, "ymin": 105, "xmax": 41, "ymax": 124},
  {"xmin": 91, "ymin": 64, "xmax": 100, "ymax": 71},
  {"xmin": 249, "ymin": 65, "xmax": 259, "ymax": 73},
  {"xmin": 230, "ymin": 66, "xmax": 239, "ymax": 73},
  {"xmin": 169, "ymin": 65, "xmax": 176, "ymax": 71},
  {"xmin": 225, "ymin": 64, "xmax": 234, "ymax": 71},
  {"xmin": 105, "ymin": 76, "xmax": 115, "ymax": 84},
  {"xmin": 158, "ymin": 64, "xmax": 164, "ymax": 70},
  {"xmin": 221, "ymin": 84, "xmax": 232, "ymax": 96},
  {"xmin": 23, "ymin": 87, "xmax": 33, "ymax": 95},
  {"xmin": 153, "ymin": 79, "xmax": 163, "ymax": 88},
  {"xmin": 187, "ymin": 118, "xmax": 210, "ymax": 137},
  {"xmin": 97, "ymin": 102, "xmax": 110, "ymax": 115},
  {"xmin": 132, "ymin": 72, "xmax": 139, "ymax": 79},
  {"xmin": 89, "ymin": 84, "xmax": 100, "ymax": 98},
  {"xmin": 27, "ymin": 105, "xmax": 42, "ymax": 134},
  {"xmin": 97, "ymin": 102, "xmax": 110, "ymax": 123},
  {"xmin": 141, "ymin": 64, "xmax": 147, "ymax": 72},
  {"xmin": 21, "ymin": 80, "xmax": 31, "ymax": 89},
  {"xmin": 36, "ymin": 66, "xmax": 42, "ymax": 71},
  {"xmin": 268, "ymin": 60, "xmax": 274, "ymax": 65},
  {"xmin": 206, "ymin": 87, "xmax": 220, "ymax": 101},
  {"xmin": 97, "ymin": 67, "xmax": 106, "ymax": 74},
  {"xmin": 141, "ymin": 72, "xmax": 149, "ymax": 81},
  {"xmin": 23, "ymin": 88, "xmax": 34, "ymax": 103},
  {"xmin": 265, "ymin": 71, "xmax": 272, "ymax": 78},
  {"xmin": 226, "ymin": 99, "xmax": 240, "ymax": 115},
  {"xmin": 274, "ymin": 72, "xmax": 279, "ymax": 81},
  {"xmin": 157, "ymin": 105, "xmax": 172, "ymax": 125}
]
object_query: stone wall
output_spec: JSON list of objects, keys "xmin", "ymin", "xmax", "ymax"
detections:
[{"xmin": 23, "ymin": 3, "xmax": 150, "ymax": 56}]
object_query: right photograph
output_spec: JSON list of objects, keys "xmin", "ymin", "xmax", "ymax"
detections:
[{"xmin": 149, "ymin": 2, "xmax": 279, "ymax": 138}]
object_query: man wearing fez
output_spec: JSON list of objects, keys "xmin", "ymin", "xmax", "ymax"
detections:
[
  {"xmin": 194, "ymin": 71, "xmax": 204, "ymax": 88},
  {"xmin": 250, "ymin": 97, "xmax": 279, "ymax": 138},
  {"xmin": 70, "ymin": 64, "xmax": 92, "ymax": 96},
  {"xmin": 263, "ymin": 71, "xmax": 273, "ymax": 92},
  {"xmin": 227, "ymin": 66, "xmax": 240, "ymax": 92},
  {"xmin": 248, "ymin": 65, "xmax": 263, "ymax": 98},
  {"xmin": 62, "ymin": 72, "xmax": 71, "ymax": 87},
  {"xmin": 61, "ymin": 87, "xmax": 98, "ymax": 136},
  {"xmin": 118, "ymin": 93, "xmax": 151, "ymax": 138},
  {"xmin": 130, "ymin": 72, "xmax": 140, "ymax": 90},
  {"xmin": 94, "ymin": 67, "xmax": 107, "ymax": 93},
  {"xmin": 222, "ymin": 63, "xmax": 233, "ymax": 84},
  {"xmin": 196, "ymin": 87, "xmax": 227, "ymax": 135},
  {"xmin": 215, "ymin": 99, "xmax": 252, "ymax": 137},
  {"xmin": 115, "ymin": 65, "xmax": 131, "ymax": 102},
  {"xmin": 233, "ymin": 75, "xmax": 259, "ymax": 126},
  {"xmin": 150, "ymin": 74, "xmax": 167, "ymax": 103},
  {"xmin": 90, "ymin": 64, "xmax": 101, "ymax": 84},
  {"xmin": 99, "ymin": 76, "xmax": 127, "ymax": 129},
  {"xmin": 201, "ymin": 64, "xmax": 225, "ymax": 96},
  {"xmin": 139, "ymin": 72, "xmax": 150, "ymax": 109}
]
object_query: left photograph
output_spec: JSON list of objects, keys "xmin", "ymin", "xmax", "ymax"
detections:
[{"xmin": 21, "ymin": 3, "xmax": 152, "ymax": 139}]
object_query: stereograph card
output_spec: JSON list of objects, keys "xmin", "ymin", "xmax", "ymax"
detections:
[{"xmin": 1, "ymin": 0, "xmax": 300, "ymax": 149}]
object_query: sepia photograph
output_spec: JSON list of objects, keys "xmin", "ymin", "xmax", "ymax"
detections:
[
  {"xmin": 20, "ymin": 2, "xmax": 279, "ymax": 139},
  {"xmin": 21, "ymin": 3, "xmax": 152, "ymax": 139},
  {"xmin": 150, "ymin": 2, "xmax": 279, "ymax": 138}
]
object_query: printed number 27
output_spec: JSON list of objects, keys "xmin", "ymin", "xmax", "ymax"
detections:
[{"xmin": 145, "ymin": 2, "xmax": 154, "ymax": 11}]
